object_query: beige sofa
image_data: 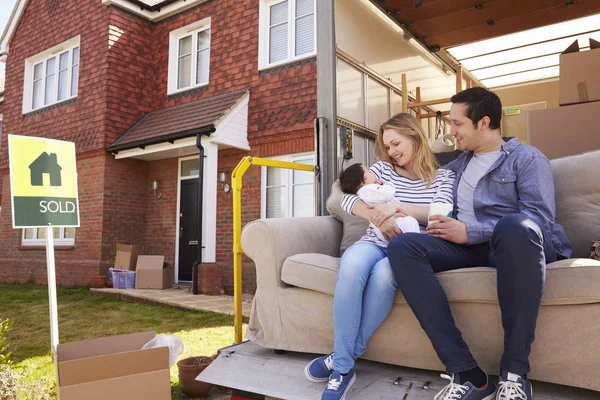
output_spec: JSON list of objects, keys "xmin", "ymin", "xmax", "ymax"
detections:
[{"xmin": 242, "ymin": 149, "xmax": 600, "ymax": 392}]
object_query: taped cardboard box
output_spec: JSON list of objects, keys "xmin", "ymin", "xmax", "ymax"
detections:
[
  {"xmin": 57, "ymin": 331, "xmax": 170, "ymax": 400},
  {"xmin": 114, "ymin": 244, "xmax": 144, "ymax": 271},
  {"xmin": 559, "ymin": 39, "xmax": 600, "ymax": 106},
  {"xmin": 135, "ymin": 255, "xmax": 173, "ymax": 289},
  {"xmin": 527, "ymin": 101, "xmax": 600, "ymax": 160}
]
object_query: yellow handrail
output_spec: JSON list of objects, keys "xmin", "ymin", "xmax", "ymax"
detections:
[{"xmin": 231, "ymin": 156, "xmax": 315, "ymax": 343}]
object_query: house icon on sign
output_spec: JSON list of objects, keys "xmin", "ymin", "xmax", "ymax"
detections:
[{"xmin": 29, "ymin": 152, "xmax": 62, "ymax": 187}]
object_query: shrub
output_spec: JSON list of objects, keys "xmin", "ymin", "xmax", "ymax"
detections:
[{"xmin": 0, "ymin": 318, "xmax": 12, "ymax": 365}]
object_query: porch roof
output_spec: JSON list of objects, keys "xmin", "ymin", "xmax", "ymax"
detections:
[{"xmin": 109, "ymin": 88, "xmax": 249, "ymax": 153}]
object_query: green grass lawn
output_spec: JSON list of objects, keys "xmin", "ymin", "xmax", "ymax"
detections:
[{"xmin": 0, "ymin": 283, "xmax": 247, "ymax": 399}]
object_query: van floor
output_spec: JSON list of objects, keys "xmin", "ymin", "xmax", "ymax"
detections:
[{"xmin": 198, "ymin": 341, "xmax": 598, "ymax": 400}]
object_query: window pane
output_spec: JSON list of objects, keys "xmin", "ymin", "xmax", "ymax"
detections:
[
  {"xmin": 337, "ymin": 59, "xmax": 365, "ymax": 126},
  {"xmin": 391, "ymin": 91, "xmax": 403, "ymax": 117},
  {"xmin": 292, "ymin": 183, "xmax": 314, "ymax": 217},
  {"xmin": 72, "ymin": 47, "xmax": 79, "ymax": 65},
  {"xmin": 296, "ymin": 0, "xmax": 313, "ymax": 16},
  {"xmin": 70, "ymin": 65, "xmax": 79, "ymax": 97},
  {"xmin": 59, "ymin": 51, "xmax": 69, "ymax": 70},
  {"xmin": 58, "ymin": 69, "xmax": 69, "ymax": 100},
  {"xmin": 266, "ymin": 187, "xmax": 285, "ymax": 218},
  {"xmin": 44, "ymin": 58, "xmax": 56, "ymax": 105},
  {"xmin": 295, "ymin": 14, "xmax": 314, "ymax": 56},
  {"xmin": 181, "ymin": 159, "xmax": 200, "ymax": 177},
  {"xmin": 179, "ymin": 35, "xmax": 192, "ymax": 56},
  {"xmin": 197, "ymin": 30, "xmax": 210, "ymax": 51},
  {"xmin": 64, "ymin": 227, "xmax": 76, "ymax": 239},
  {"xmin": 367, "ymin": 77, "xmax": 389, "ymax": 131},
  {"xmin": 178, "ymin": 54, "xmax": 192, "ymax": 89},
  {"xmin": 266, "ymin": 167, "xmax": 284, "ymax": 186},
  {"xmin": 270, "ymin": 1, "xmax": 288, "ymax": 25},
  {"xmin": 33, "ymin": 62, "xmax": 43, "ymax": 80},
  {"xmin": 33, "ymin": 80, "xmax": 44, "ymax": 109},
  {"xmin": 196, "ymin": 48, "xmax": 209, "ymax": 84},
  {"xmin": 37, "ymin": 227, "xmax": 60, "ymax": 239},
  {"xmin": 292, "ymin": 158, "xmax": 313, "ymax": 184},
  {"xmin": 24, "ymin": 228, "xmax": 35, "ymax": 240},
  {"xmin": 269, "ymin": 23, "xmax": 288, "ymax": 63}
]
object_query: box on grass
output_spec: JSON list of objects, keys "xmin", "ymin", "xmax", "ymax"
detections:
[
  {"xmin": 135, "ymin": 255, "xmax": 173, "ymax": 289},
  {"xmin": 57, "ymin": 331, "xmax": 171, "ymax": 400},
  {"xmin": 114, "ymin": 244, "xmax": 144, "ymax": 271}
]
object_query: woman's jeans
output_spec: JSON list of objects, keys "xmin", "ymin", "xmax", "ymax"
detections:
[{"xmin": 332, "ymin": 241, "xmax": 397, "ymax": 374}]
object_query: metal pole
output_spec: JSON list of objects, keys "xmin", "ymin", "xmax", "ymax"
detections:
[{"xmin": 45, "ymin": 226, "xmax": 59, "ymax": 361}]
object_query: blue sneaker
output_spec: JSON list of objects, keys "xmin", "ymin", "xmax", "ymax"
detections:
[
  {"xmin": 435, "ymin": 373, "xmax": 496, "ymax": 400},
  {"xmin": 321, "ymin": 370, "xmax": 356, "ymax": 400},
  {"xmin": 304, "ymin": 353, "xmax": 334, "ymax": 382},
  {"xmin": 496, "ymin": 371, "xmax": 532, "ymax": 399}
]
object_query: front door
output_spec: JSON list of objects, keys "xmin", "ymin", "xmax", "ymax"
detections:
[{"xmin": 178, "ymin": 179, "xmax": 200, "ymax": 281}]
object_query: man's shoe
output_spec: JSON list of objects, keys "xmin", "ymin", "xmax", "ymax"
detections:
[
  {"xmin": 321, "ymin": 370, "xmax": 356, "ymax": 400},
  {"xmin": 496, "ymin": 371, "xmax": 532, "ymax": 399},
  {"xmin": 435, "ymin": 373, "xmax": 497, "ymax": 400},
  {"xmin": 304, "ymin": 353, "xmax": 334, "ymax": 382}
]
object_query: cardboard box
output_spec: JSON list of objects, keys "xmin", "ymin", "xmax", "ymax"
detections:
[
  {"xmin": 57, "ymin": 331, "xmax": 171, "ymax": 400},
  {"xmin": 527, "ymin": 101, "xmax": 600, "ymax": 159},
  {"xmin": 114, "ymin": 244, "xmax": 144, "ymax": 271},
  {"xmin": 559, "ymin": 39, "xmax": 600, "ymax": 105},
  {"xmin": 135, "ymin": 255, "xmax": 173, "ymax": 289}
]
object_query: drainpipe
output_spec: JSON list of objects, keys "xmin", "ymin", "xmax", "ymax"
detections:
[{"xmin": 191, "ymin": 134, "xmax": 205, "ymax": 295}]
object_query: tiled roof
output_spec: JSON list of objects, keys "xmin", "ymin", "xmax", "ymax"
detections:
[{"xmin": 109, "ymin": 89, "xmax": 249, "ymax": 152}]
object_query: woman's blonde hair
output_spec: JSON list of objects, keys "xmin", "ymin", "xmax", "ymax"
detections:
[{"xmin": 377, "ymin": 113, "xmax": 439, "ymax": 186}]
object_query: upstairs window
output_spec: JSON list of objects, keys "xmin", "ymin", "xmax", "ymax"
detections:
[
  {"xmin": 259, "ymin": 0, "xmax": 316, "ymax": 69},
  {"xmin": 23, "ymin": 36, "xmax": 80, "ymax": 114},
  {"xmin": 168, "ymin": 18, "xmax": 211, "ymax": 95}
]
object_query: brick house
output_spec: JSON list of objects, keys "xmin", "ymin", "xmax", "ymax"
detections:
[{"xmin": 0, "ymin": 0, "xmax": 318, "ymax": 294}]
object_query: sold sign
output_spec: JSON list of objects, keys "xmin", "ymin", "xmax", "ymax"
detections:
[{"xmin": 8, "ymin": 135, "xmax": 80, "ymax": 228}]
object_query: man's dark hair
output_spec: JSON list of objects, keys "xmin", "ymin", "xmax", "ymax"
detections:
[
  {"xmin": 450, "ymin": 87, "xmax": 502, "ymax": 130},
  {"xmin": 339, "ymin": 163, "xmax": 365, "ymax": 194}
]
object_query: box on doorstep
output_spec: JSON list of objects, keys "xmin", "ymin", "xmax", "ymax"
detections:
[
  {"xmin": 111, "ymin": 268, "xmax": 136, "ymax": 289},
  {"xmin": 135, "ymin": 255, "xmax": 173, "ymax": 289},
  {"xmin": 114, "ymin": 243, "xmax": 144, "ymax": 271},
  {"xmin": 527, "ymin": 101, "xmax": 600, "ymax": 160},
  {"xmin": 57, "ymin": 331, "xmax": 171, "ymax": 400},
  {"xmin": 559, "ymin": 39, "xmax": 600, "ymax": 105}
]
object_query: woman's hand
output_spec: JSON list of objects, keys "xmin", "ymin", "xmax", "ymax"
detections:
[
  {"xmin": 371, "ymin": 203, "xmax": 398, "ymax": 226},
  {"xmin": 378, "ymin": 216, "xmax": 402, "ymax": 240}
]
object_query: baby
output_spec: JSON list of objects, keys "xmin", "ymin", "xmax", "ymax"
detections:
[{"xmin": 339, "ymin": 163, "xmax": 420, "ymax": 243}]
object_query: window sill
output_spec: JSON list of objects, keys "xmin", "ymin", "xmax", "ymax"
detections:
[
  {"xmin": 167, "ymin": 83, "xmax": 209, "ymax": 98},
  {"xmin": 20, "ymin": 245, "xmax": 75, "ymax": 250},
  {"xmin": 23, "ymin": 98, "xmax": 77, "ymax": 117},
  {"xmin": 258, "ymin": 54, "xmax": 316, "ymax": 73}
]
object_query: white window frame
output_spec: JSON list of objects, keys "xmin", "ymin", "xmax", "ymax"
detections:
[
  {"xmin": 22, "ymin": 227, "xmax": 75, "ymax": 247},
  {"xmin": 258, "ymin": 0, "xmax": 316, "ymax": 70},
  {"xmin": 167, "ymin": 18, "xmax": 211, "ymax": 95},
  {"xmin": 22, "ymin": 36, "xmax": 80, "ymax": 114},
  {"xmin": 260, "ymin": 152, "xmax": 315, "ymax": 218}
]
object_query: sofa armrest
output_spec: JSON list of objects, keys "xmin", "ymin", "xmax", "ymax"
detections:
[{"xmin": 241, "ymin": 216, "xmax": 342, "ymax": 290}]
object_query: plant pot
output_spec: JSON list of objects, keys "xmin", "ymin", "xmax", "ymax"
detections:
[
  {"xmin": 177, "ymin": 356, "xmax": 214, "ymax": 398},
  {"xmin": 90, "ymin": 275, "xmax": 106, "ymax": 289}
]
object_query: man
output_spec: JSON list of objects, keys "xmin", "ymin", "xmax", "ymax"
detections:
[{"xmin": 387, "ymin": 87, "xmax": 572, "ymax": 400}]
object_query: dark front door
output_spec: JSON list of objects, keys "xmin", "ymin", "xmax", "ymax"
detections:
[{"xmin": 178, "ymin": 179, "xmax": 200, "ymax": 281}]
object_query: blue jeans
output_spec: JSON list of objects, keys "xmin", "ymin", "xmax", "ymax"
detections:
[
  {"xmin": 387, "ymin": 214, "xmax": 558, "ymax": 375},
  {"xmin": 332, "ymin": 241, "xmax": 397, "ymax": 374}
]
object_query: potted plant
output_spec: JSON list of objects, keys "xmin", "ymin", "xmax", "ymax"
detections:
[
  {"xmin": 90, "ymin": 275, "xmax": 106, "ymax": 288},
  {"xmin": 177, "ymin": 355, "xmax": 215, "ymax": 398}
]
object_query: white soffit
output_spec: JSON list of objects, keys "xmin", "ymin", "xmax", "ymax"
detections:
[{"xmin": 447, "ymin": 13, "xmax": 600, "ymax": 88}]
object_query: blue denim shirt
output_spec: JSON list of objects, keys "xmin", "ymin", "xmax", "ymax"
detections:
[{"xmin": 445, "ymin": 137, "xmax": 572, "ymax": 258}]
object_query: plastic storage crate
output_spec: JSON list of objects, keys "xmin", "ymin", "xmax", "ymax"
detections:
[{"xmin": 110, "ymin": 268, "xmax": 136, "ymax": 289}]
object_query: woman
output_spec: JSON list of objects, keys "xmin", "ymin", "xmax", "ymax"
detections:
[{"xmin": 304, "ymin": 113, "xmax": 455, "ymax": 400}]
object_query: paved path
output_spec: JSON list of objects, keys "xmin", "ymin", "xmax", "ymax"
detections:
[{"xmin": 90, "ymin": 285, "xmax": 252, "ymax": 317}]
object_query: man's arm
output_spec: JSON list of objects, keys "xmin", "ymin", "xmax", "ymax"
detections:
[{"xmin": 516, "ymin": 155, "xmax": 557, "ymax": 234}]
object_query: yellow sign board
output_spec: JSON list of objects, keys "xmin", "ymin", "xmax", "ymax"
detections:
[{"xmin": 8, "ymin": 135, "xmax": 80, "ymax": 228}]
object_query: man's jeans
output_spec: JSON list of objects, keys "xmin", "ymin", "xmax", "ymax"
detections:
[
  {"xmin": 387, "ymin": 214, "xmax": 558, "ymax": 375},
  {"xmin": 333, "ymin": 242, "xmax": 397, "ymax": 374}
]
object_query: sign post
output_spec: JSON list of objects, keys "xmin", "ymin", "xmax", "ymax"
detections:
[{"xmin": 8, "ymin": 135, "xmax": 80, "ymax": 360}]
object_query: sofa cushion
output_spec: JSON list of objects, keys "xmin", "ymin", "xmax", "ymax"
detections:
[
  {"xmin": 551, "ymin": 149, "xmax": 600, "ymax": 258},
  {"xmin": 281, "ymin": 253, "xmax": 600, "ymax": 305},
  {"xmin": 326, "ymin": 180, "xmax": 369, "ymax": 255}
]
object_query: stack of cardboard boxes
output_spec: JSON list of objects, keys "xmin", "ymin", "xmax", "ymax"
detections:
[
  {"xmin": 113, "ymin": 244, "xmax": 173, "ymax": 290},
  {"xmin": 528, "ymin": 39, "xmax": 600, "ymax": 159}
]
